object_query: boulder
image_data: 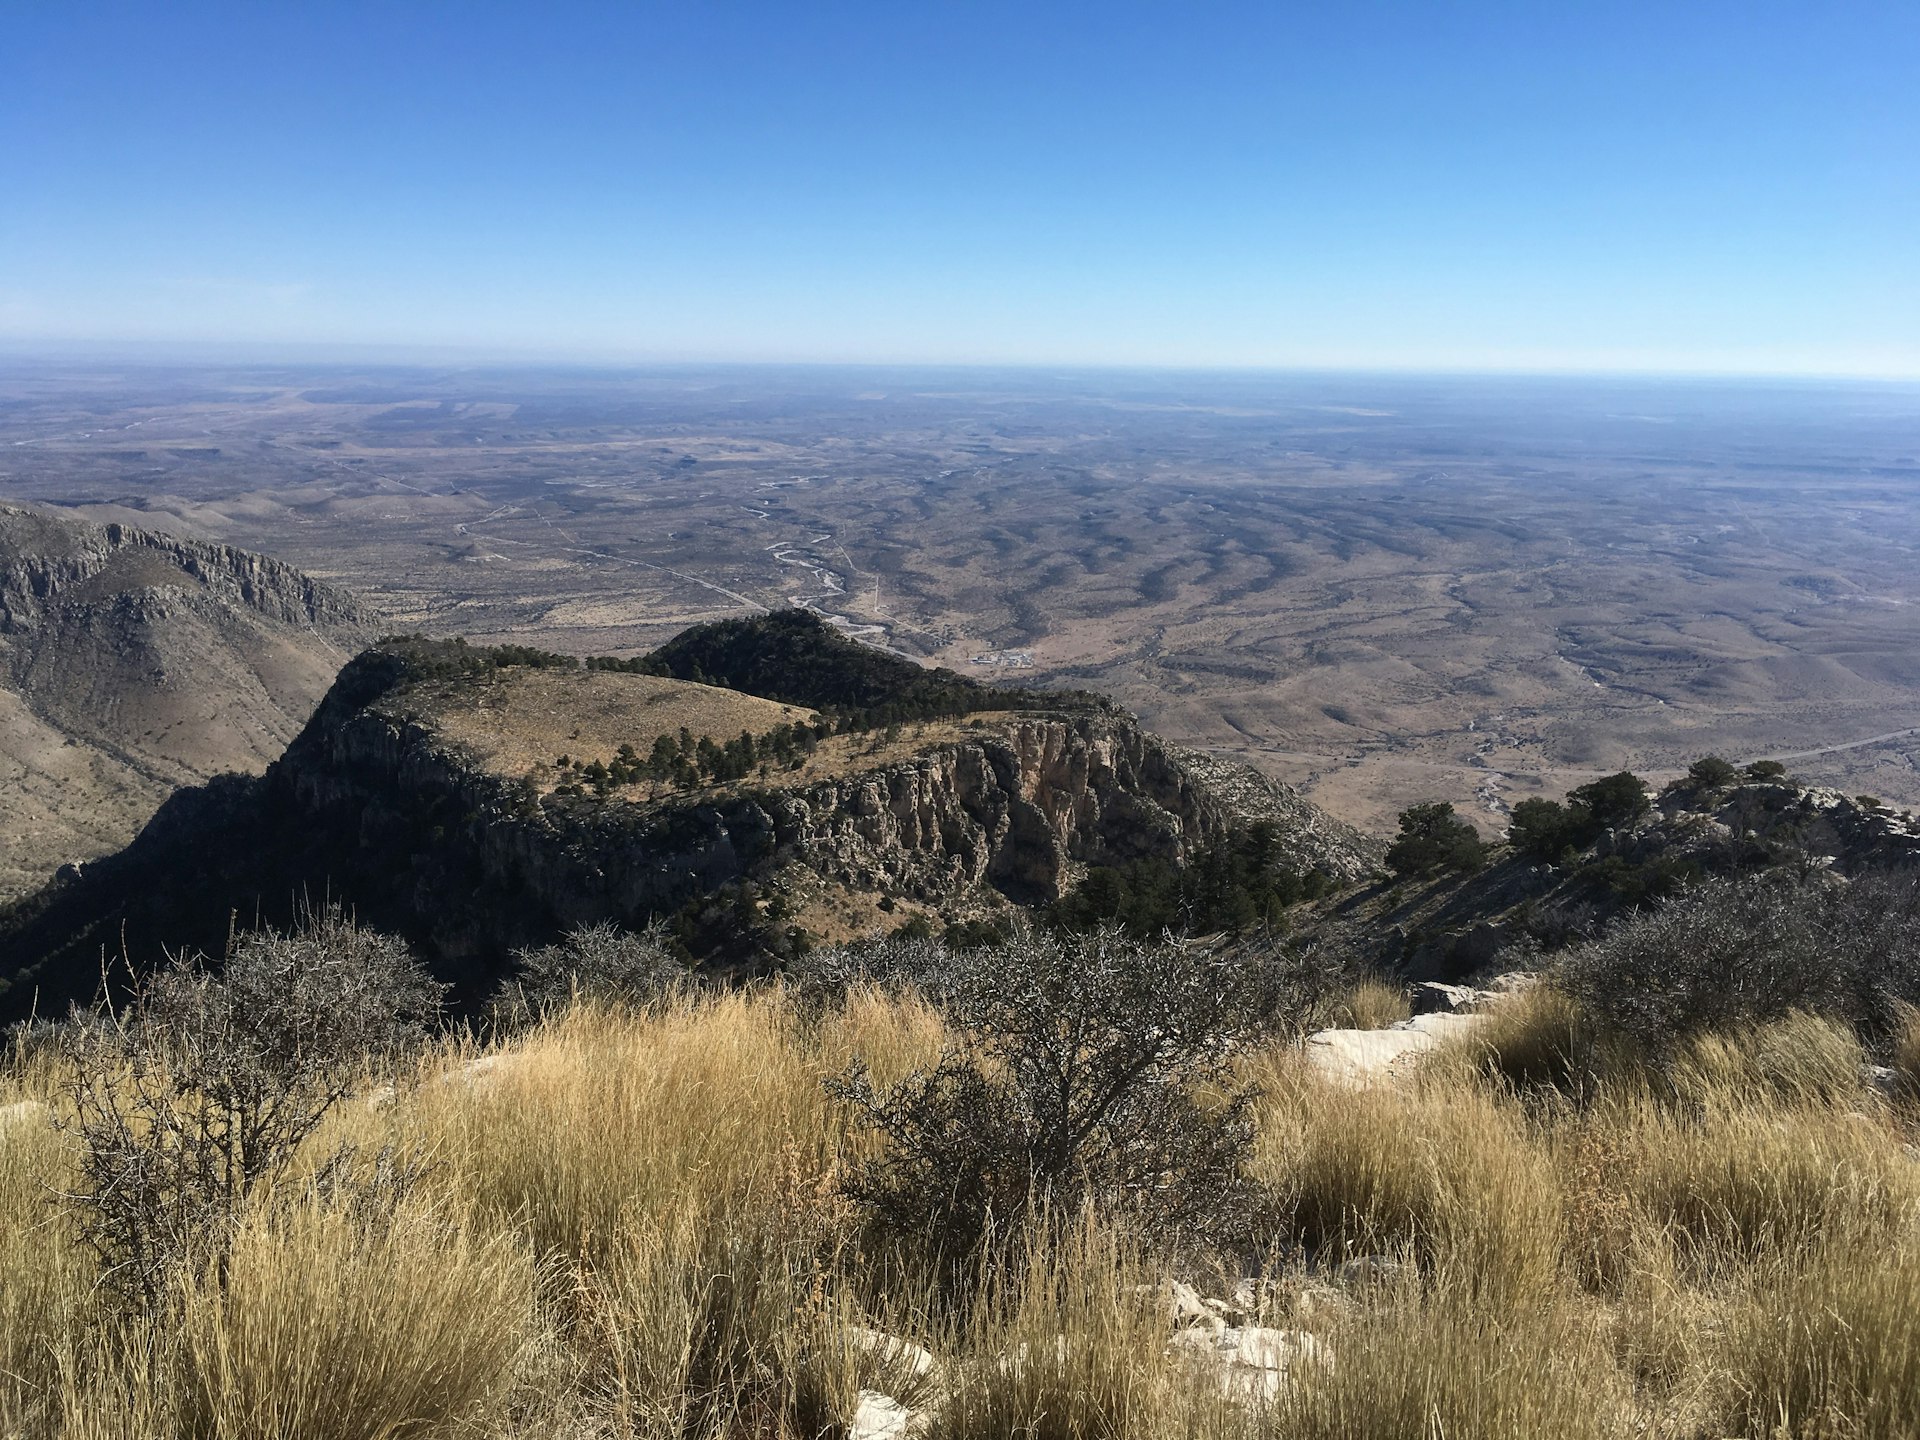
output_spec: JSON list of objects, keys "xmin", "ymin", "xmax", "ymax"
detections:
[
  {"xmin": 1141, "ymin": 1279, "xmax": 1227, "ymax": 1332},
  {"xmin": 1290, "ymin": 1284, "xmax": 1357, "ymax": 1328},
  {"xmin": 846, "ymin": 1325, "xmax": 939, "ymax": 1390},
  {"xmin": 1227, "ymin": 1276, "xmax": 1285, "ymax": 1321},
  {"xmin": 1304, "ymin": 1010, "xmax": 1489, "ymax": 1083},
  {"xmin": 850, "ymin": 1389, "xmax": 927, "ymax": 1440},
  {"xmin": 443, "ymin": 1053, "xmax": 517, "ymax": 1090},
  {"xmin": 1412, "ymin": 981, "xmax": 1485, "ymax": 1013},
  {"xmin": 1485, "ymin": 971, "xmax": 1540, "ymax": 996},
  {"xmin": 1170, "ymin": 1325, "xmax": 1332, "ymax": 1403},
  {"xmin": 1863, "ymin": 1065, "xmax": 1902, "ymax": 1099},
  {"xmin": 1221, "ymin": 1276, "xmax": 1353, "ymax": 1327},
  {"xmin": 1304, "ymin": 1025, "xmax": 1436, "ymax": 1080}
]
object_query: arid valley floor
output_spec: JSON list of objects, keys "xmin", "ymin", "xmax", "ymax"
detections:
[{"xmin": 4, "ymin": 359, "xmax": 1918, "ymax": 835}]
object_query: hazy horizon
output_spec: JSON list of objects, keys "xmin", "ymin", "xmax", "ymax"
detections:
[{"xmin": 6, "ymin": 342, "xmax": 1920, "ymax": 392}]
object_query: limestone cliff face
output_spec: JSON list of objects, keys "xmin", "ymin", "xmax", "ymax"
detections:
[
  {"xmin": 0, "ymin": 635, "xmax": 1377, "ymax": 1015},
  {"xmin": 0, "ymin": 506, "xmax": 362, "ymax": 636},
  {"xmin": 273, "ymin": 693, "xmax": 1373, "ymax": 962}
]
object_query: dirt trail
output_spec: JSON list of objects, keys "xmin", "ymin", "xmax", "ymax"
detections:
[{"xmin": 1748, "ymin": 727, "xmax": 1920, "ymax": 763}]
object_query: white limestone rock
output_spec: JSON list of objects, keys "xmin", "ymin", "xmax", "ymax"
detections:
[
  {"xmin": 846, "ymin": 1325, "xmax": 939, "ymax": 1390},
  {"xmin": 850, "ymin": 1389, "xmax": 928, "ymax": 1440},
  {"xmin": 1170, "ymin": 1325, "xmax": 1332, "ymax": 1403}
]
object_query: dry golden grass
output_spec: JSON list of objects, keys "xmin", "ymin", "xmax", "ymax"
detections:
[
  {"xmin": 582, "ymin": 1201, "xmax": 865, "ymax": 1438},
  {"xmin": 7, "ymin": 983, "xmax": 1920, "ymax": 1438},
  {"xmin": 1270, "ymin": 1278, "xmax": 1633, "ymax": 1440},
  {"xmin": 1246, "ymin": 1048, "xmax": 1564, "ymax": 1308},
  {"xmin": 1891, "ymin": 1001, "xmax": 1920, "ymax": 1102},
  {"xmin": 1664, "ymin": 1009, "xmax": 1870, "ymax": 1112},
  {"xmin": 417, "ymin": 993, "xmax": 847, "ymax": 1261},
  {"xmin": 171, "ymin": 1199, "xmax": 531, "ymax": 1440},
  {"xmin": 1328, "ymin": 977, "xmax": 1412, "ymax": 1031},
  {"xmin": 1585, "ymin": 1091, "xmax": 1914, "ymax": 1276},
  {"xmin": 1709, "ymin": 1220, "xmax": 1920, "ymax": 1439},
  {"xmin": 411, "ymin": 667, "xmax": 815, "ymax": 783},
  {"xmin": 926, "ymin": 1213, "xmax": 1229, "ymax": 1440},
  {"xmin": 1437, "ymin": 980, "xmax": 1590, "ymax": 1090},
  {"xmin": 0, "ymin": 1110, "xmax": 86, "ymax": 1434}
]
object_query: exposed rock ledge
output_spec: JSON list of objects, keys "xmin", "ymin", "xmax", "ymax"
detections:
[
  {"xmin": 0, "ymin": 502, "xmax": 364, "ymax": 636},
  {"xmin": 281, "ymin": 694, "xmax": 1378, "ymax": 965}
]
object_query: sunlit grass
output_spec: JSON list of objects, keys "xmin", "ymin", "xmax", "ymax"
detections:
[{"xmin": 5, "ymin": 981, "xmax": 1918, "ymax": 1437}]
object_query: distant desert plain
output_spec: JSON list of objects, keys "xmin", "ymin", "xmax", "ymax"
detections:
[{"xmin": 3, "ymin": 359, "xmax": 1918, "ymax": 836}]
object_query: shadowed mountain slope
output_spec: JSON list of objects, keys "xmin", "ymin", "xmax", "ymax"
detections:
[
  {"xmin": 0, "ymin": 616, "xmax": 1376, "ymax": 1020},
  {"xmin": 1317, "ymin": 769, "xmax": 1920, "ymax": 985},
  {"xmin": 0, "ymin": 503, "xmax": 369, "ymax": 900}
]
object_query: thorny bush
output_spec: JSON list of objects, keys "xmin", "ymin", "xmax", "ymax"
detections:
[
  {"xmin": 1556, "ymin": 869, "xmax": 1920, "ymax": 1054},
  {"xmin": 57, "ymin": 906, "xmax": 442, "ymax": 1315},
  {"xmin": 496, "ymin": 919, "xmax": 686, "ymax": 1026},
  {"xmin": 827, "ymin": 928, "xmax": 1291, "ymax": 1261}
]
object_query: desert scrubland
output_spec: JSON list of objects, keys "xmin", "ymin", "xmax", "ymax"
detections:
[{"xmin": 3, "ymin": 364, "xmax": 1916, "ymax": 836}]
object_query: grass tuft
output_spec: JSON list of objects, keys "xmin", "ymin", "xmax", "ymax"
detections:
[
  {"xmin": 1441, "ymin": 982, "xmax": 1590, "ymax": 1091},
  {"xmin": 1711, "ymin": 1222, "xmax": 1920, "ymax": 1439},
  {"xmin": 1276, "ymin": 1279, "xmax": 1632, "ymax": 1440},
  {"xmin": 1246, "ymin": 1049, "xmax": 1563, "ymax": 1308},
  {"xmin": 1332, "ymin": 978, "xmax": 1412, "ymax": 1031},
  {"xmin": 11, "ymin": 970, "xmax": 1920, "ymax": 1436},
  {"xmin": 173, "ymin": 1199, "xmax": 532, "ymax": 1440}
]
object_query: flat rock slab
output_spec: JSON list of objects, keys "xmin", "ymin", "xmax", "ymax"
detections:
[
  {"xmin": 1305, "ymin": 1011, "xmax": 1488, "ymax": 1083},
  {"xmin": 850, "ymin": 1389, "xmax": 928, "ymax": 1440},
  {"xmin": 1170, "ymin": 1325, "xmax": 1332, "ymax": 1403}
]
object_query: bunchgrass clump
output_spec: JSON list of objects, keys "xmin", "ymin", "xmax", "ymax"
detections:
[
  {"xmin": 1273, "ymin": 1275, "xmax": 1632, "ymax": 1440},
  {"xmin": 173, "ymin": 1198, "xmax": 532, "ymax": 1440},
  {"xmin": 0, "ymin": 1100, "xmax": 86, "ymax": 1433},
  {"xmin": 1246, "ymin": 1049, "xmax": 1564, "ymax": 1308},
  {"xmin": 1438, "ymin": 981, "xmax": 1591, "ymax": 1091},
  {"xmin": 1710, "ymin": 1222, "xmax": 1920, "ymax": 1439},
  {"xmin": 1890, "ymin": 1000, "xmax": 1920, "ymax": 1102},
  {"xmin": 1333, "ymin": 978, "xmax": 1412, "ymax": 1031}
]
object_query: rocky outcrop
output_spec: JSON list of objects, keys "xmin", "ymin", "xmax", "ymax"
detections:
[
  {"xmin": 1326, "ymin": 773, "xmax": 1920, "ymax": 987},
  {"xmin": 1165, "ymin": 744, "xmax": 1378, "ymax": 883},
  {"xmin": 277, "ymin": 687, "xmax": 1370, "ymax": 964},
  {"xmin": 0, "ymin": 503, "xmax": 371, "ymax": 903},
  {"xmin": 0, "ymin": 503, "xmax": 363, "ymax": 636},
  {"xmin": 0, "ymin": 636, "xmax": 1374, "ymax": 1016}
]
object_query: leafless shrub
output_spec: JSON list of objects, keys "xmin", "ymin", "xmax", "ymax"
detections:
[
  {"xmin": 56, "ymin": 906, "xmax": 442, "ymax": 1315},
  {"xmin": 496, "ymin": 920, "xmax": 686, "ymax": 1025},
  {"xmin": 1556, "ymin": 870, "xmax": 1920, "ymax": 1053},
  {"xmin": 828, "ymin": 929, "xmax": 1289, "ymax": 1261},
  {"xmin": 792, "ymin": 932, "xmax": 979, "ymax": 996}
]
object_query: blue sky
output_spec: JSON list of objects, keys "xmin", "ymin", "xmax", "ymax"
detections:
[{"xmin": 2, "ymin": 1, "xmax": 1915, "ymax": 374}]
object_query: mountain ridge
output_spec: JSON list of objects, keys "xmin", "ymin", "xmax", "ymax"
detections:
[
  {"xmin": 0, "ymin": 503, "xmax": 370, "ymax": 900},
  {"xmin": 0, "ymin": 618, "xmax": 1376, "ymax": 1019}
]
